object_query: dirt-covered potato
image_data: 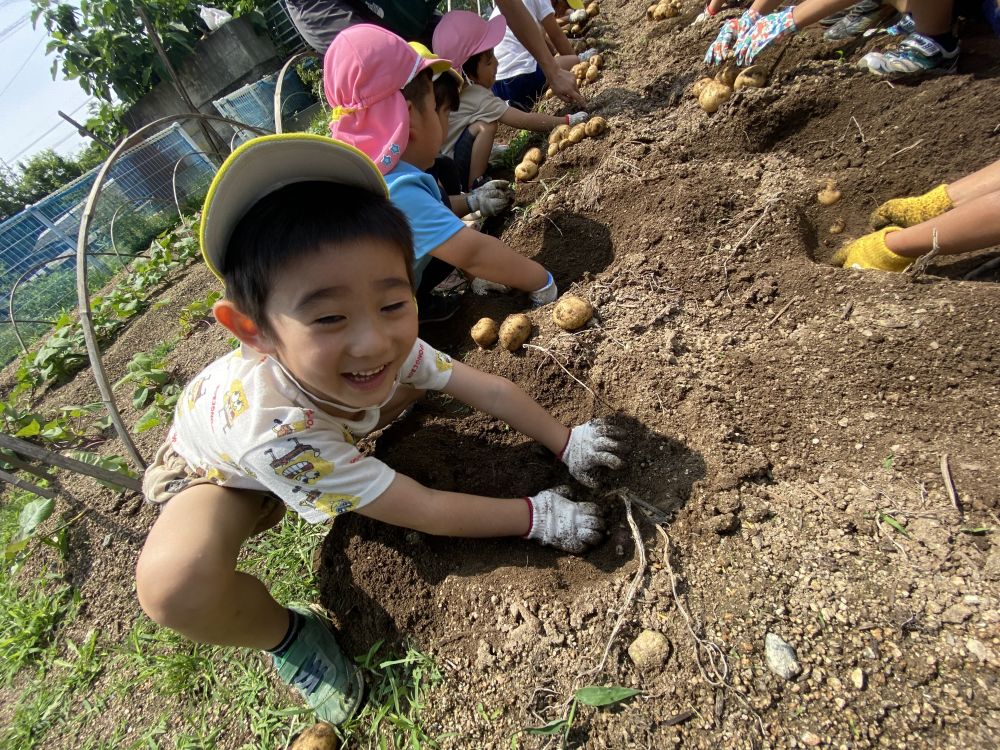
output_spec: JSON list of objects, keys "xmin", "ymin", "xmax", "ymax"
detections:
[
  {"xmin": 570, "ymin": 22, "xmax": 583, "ymax": 34},
  {"xmin": 734, "ymin": 66, "xmax": 767, "ymax": 91},
  {"xmin": 499, "ymin": 314, "xmax": 533, "ymax": 351},
  {"xmin": 559, "ymin": 138, "xmax": 572, "ymax": 151},
  {"xmin": 523, "ymin": 147, "xmax": 544, "ymax": 164},
  {"xmin": 692, "ymin": 76, "xmax": 715, "ymax": 98},
  {"xmin": 828, "ymin": 217, "xmax": 846, "ymax": 234},
  {"xmin": 514, "ymin": 160, "xmax": 539, "ymax": 181},
  {"xmin": 586, "ymin": 2, "xmax": 599, "ymax": 17},
  {"xmin": 585, "ymin": 65, "xmax": 600, "ymax": 82},
  {"xmin": 698, "ymin": 81, "xmax": 732, "ymax": 113},
  {"xmin": 584, "ymin": 116, "xmax": 607, "ymax": 137},
  {"xmin": 549, "ymin": 124, "xmax": 571, "ymax": 144},
  {"xmin": 646, "ymin": 2, "xmax": 658, "ymax": 17},
  {"xmin": 590, "ymin": 53, "xmax": 604, "ymax": 69},
  {"xmin": 585, "ymin": 36, "xmax": 598, "ymax": 47},
  {"xmin": 552, "ymin": 295, "xmax": 594, "ymax": 331},
  {"xmin": 547, "ymin": 142, "xmax": 560, "ymax": 157},
  {"xmin": 568, "ymin": 124, "xmax": 587, "ymax": 143},
  {"xmin": 543, "ymin": 88, "xmax": 554, "ymax": 99},
  {"xmin": 470, "ymin": 318, "xmax": 499, "ymax": 348},
  {"xmin": 715, "ymin": 63, "xmax": 738, "ymax": 88},
  {"xmin": 571, "ymin": 62, "xmax": 589, "ymax": 78},
  {"xmin": 817, "ymin": 179, "xmax": 842, "ymax": 206},
  {"xmin": 290, "ymin": 722, "xmax": 339, "ymax": 750}
]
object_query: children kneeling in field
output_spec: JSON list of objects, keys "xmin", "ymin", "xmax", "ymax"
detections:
[{"xmin": 135, "ymin": 134, "xmax": 626, "ymax": 723}]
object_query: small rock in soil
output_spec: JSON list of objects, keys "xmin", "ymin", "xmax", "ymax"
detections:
[
  {"xmin": 940, "ymin": 603, "xmax": 973, "ymax": 624},
  {"xmin": 628, "ymin": 629, "xmax": 671, "ymax": 672},
  {"xmin": 707, "ymin": 512, "xmax": 740, "ymax": 535},
  {"xmin": 850, "ymin": 667, "xmax": 865, "ymax": 690},
  {"xmin": 764, "ymin": 632, "xmax": 802, "ymax": 680}
]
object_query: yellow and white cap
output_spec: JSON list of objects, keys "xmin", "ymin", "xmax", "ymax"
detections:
[{"xmin": 199, "ymin": 133, "xmax": 386, "ymax": 280}]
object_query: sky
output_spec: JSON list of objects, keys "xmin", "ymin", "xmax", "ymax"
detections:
[{"xmin": 0, "ymin": 0, "xmax": 93, "ymax": 174}]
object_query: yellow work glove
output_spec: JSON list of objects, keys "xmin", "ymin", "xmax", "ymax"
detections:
[
  {"xmin": 831, "ymin": 228, "xmax": 913, "ymax": 272},
  {"xmin": 870, "ymin": 183, "xmax": 953, "ymax": 229}
]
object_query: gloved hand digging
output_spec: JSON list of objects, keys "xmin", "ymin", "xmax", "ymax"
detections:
[
  {"xmin": 560, "ymin": 418, "xmax": 627, "ymax": 488},
  {"xmin": 704, "ymin": 9, "xmax": 760, "ymax": 65},
  {"xmin": 567, "ymin": 111, "xmax": 590, "ymax": 127},
  {"xmin": 529, "ymin": 272, "xmax": 558, "ymax": 306},
  {"xmin": 466, "ymin": 180, "xmax": 514, "ymax": 217},
  {"xmin": 525, "ymin": 488, "xmax": 604, "ymax": 553},
  {"xmin": 733, "ymin": 7, "xmax": 796, "ymax": 66}
]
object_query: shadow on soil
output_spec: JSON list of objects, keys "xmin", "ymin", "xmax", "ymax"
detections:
[{"xmin": 316, "ymin": 414, "xmax": 705, "ymax": 654}]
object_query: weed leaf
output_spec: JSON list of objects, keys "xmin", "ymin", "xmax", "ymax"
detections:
[
  {"xmin": 525, "ymin": 718, "xmax": 569, "ymax": 736},
  {"xmin": 574, "ymin": 685, "xmax": 642, "ymax": 707},
  {"xmin": 18, "ymin": 497, "xmax": 55, "ymax": 539}
]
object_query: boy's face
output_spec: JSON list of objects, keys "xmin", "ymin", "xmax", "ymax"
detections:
[
  {"xmin": 474, "ymin": 49, "xmax": 499, "ymax": 88},
  {"xmin": 261, "ymin": 238, "xmax": 418, "ymax": 413},
  {"xmin": 404, "ymin": 86, "xmax": 444, "ymax": 170}
]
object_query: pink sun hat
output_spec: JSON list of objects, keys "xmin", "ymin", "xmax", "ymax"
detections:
[
  {"xmin": 432, "ymin": 10, "xmax": 507, "ymax": 71},
  {"xmin": 324, "ymin": 24, "xmax": 452, "ymax": 175}
]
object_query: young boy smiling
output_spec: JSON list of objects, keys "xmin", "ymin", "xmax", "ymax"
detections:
[{"xmin": 136, "ymin": 133, "xmax": 627, "ymax": 724}]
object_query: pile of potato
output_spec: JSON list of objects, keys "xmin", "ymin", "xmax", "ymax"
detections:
[
  {"xmin": 691, "ymin": 64, "xmax": 766, "ymax": 113},
  {"xmin": 542, "ymin": 116, "xmax": 609, "ymax": 160},
  {"xmin": 470, "ymin": 296, "xmax": 595, "ymax": 350},
  {"xmin": 647, "ymin": 0, "xmax": 682, "ymax": 21},
  {"xmin": 571, "ymin": 53, "xmax": 604, "ymax": 87},
  {"xmin": 558, "ymin": 1, "xmax": 601, "ymax": 36}
]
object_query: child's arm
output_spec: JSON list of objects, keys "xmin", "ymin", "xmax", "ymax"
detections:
[
  {"xmin": 541, "ymin": 13, "xmax": 575, "ymax": 56},
  {"xmin": 500, "ymin": 106, "xmax": 584, "ymax": 134},
  {"xmin": 431, "ymin": 226, "xmax": 553, "ymax": 300},
  {"xmin": 358, "ymin": 474, "xmax": 603, "ymax": 552}
]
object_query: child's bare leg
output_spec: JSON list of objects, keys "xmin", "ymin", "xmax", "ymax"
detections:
[
  {"xmin": 946, "ymin": 158, "xmax": 1000, "ymax": 206},
  {"xmin": 467, "ymin": 120, "xmax": 498, "ymax": 187},
  {"xmin": 136, "ymin": 485, "xmax": 289, "ymax": 649},
  {"xmin": 908, "ymin": 0, "xmax": 952, "ymax": 35},
  {"xmin": 885, "ymin": 190, "xmax": 1000, "ymax": 257}
]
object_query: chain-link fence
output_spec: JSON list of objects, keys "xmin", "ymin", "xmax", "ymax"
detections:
[{"xmin": 0, "ymin": 124, "xmax": 217, "ymax": 366}]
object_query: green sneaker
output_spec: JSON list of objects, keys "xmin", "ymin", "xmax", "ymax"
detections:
[{"xmin": 271, "ymin": 605, "xmax": 364, "ymax": 724}]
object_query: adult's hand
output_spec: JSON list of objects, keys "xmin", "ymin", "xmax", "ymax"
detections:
[{"xmin": 547, "ymin": 65, "xmax": 586, "ymax": 107}]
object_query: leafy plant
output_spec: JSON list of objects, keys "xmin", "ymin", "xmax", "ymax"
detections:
[
  {"xmin": 179, "ymin": 290, "xmax": 221, "ymax": 335},
  {"xmin": 524, "ymin": 685, "xmax": 642, "ymax": 746},
  {"xmin": 66, "ymin": 451, "xmax": 137, "ymax": 491}
]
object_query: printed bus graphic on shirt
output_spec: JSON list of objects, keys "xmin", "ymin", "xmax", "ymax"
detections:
[
  {"xmin": 264, "ymin": 437, "xmax": 332, "ymax": 484},
  {"xmin": 271, "ymin": 409, "xmax": 315, "ymax": 438},
  {"xmin": 291, "ymin": 487, "xmax": 359, "ymax": 515},
  {"xmin": 221, "ymin": 380, "xmax": 249, "ymax": 431}
]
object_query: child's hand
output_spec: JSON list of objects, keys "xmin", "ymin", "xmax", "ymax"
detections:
[
  {"xmin": 529, "ymin": 272, "xmax": 558, "ymax": 306},
  {"xmin": 704, "ymin": 9, "xmax": 760, "ymax": 65},
  {"xmin": 567, "ymin": 111, "xmax": 590, "ymax": 126},
  {"xmin": 560, "ymin": 418, "xmax": 626, "ymax": 488},
  {"xmin": 733, "ymin": 7, "xmax": 796, "ymax": 66},
  {"xmin": 526, "ymin": 488, "xmax": 604, "ymax": 553},
  {"xmin": 467, "ymin": 180, "xmax": 514, "ymax": 217}
]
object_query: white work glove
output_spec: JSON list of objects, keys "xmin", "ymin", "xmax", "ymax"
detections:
[
  {"xmin": 471, "ymin": 278, "xmax": 510, "ymax": 295},
  {"xmin": 567, "ymin": 111, "xmax": 590, "ymax": 126},
  {"xmin": 693, "ymin": 2, "xmax": 718, "ymax": 25},
  {"xmin": 569, "ymin": 8, "xmax": 588, "ymax": 24},
  {"xmin": 466, "ymin": 180, "xmax": 513, "ymax": 218},
  {"xmin": 578, "ymin": 47, "xmax": 600, "ymax": 62},
  {"xmin": 559, "ymin": 418, "xmax": 626, "ymax": 488},
  {"xmin": 525, "ymin": 488, "xmax": 604, "ymax": 553},
  {"xmin": 528, "ymin": 272, "xmax": 557, "ymax": 306}
]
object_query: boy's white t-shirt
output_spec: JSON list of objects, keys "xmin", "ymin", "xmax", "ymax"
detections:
[
  {"xmin": 167, "ymin": 338, "xmax": 454, "ymax": 523},
  {"xmin": 490, "ymin": 0, "xmax": 554, "ymax": 81},
  {"xmin": 442, "ymin": 83, "xmax": 510, "ymax": 156}
]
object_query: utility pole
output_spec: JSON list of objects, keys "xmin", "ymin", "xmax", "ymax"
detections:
[
  {"xmin": 57, "ymin": 111, "xmax": 114, "ymax": 151},
  {"xmin": 136, "ymin": 4, "xmax": 227, "ymax": 159}
]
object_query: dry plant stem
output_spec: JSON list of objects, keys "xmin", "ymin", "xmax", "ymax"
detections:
[
  {"xmin": 766, "ymin": 297, "xmax": 796, "ymax": 328},
  {"xmin": 906, "ymin": 228, "xmax": 940, "ymax": 279},
  {"xmin": 521, "ymin": 343, "xmax": 608, "ymax": 405},
  {"xmin": 940, "ymin": 453, "xmax": 961, "ymax": 517},
  {"xmin": 876, "ymin": 138, "xmax": 924, "ymax": 168},
  {"xmin": 576, "ymin": 493, "xmax": 647, "ymax": 684}
]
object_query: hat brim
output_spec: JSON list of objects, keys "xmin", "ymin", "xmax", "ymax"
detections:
[
  {"xmin": 479, "ymin": 15, "xmax": 507, "ymax": 56},
  {"xmin": 200, "ymin": 134, "xmax": 387, "ymax": 280}
]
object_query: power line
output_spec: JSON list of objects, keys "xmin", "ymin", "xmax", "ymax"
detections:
[
  {"xmin": 0, "ymin": 12, "xmax": 29, "ymax": 45},
  {"xmin": 0, "ymin": 34, "xmax": 45, "ymax": 99},
  {"xmin": 6, "ymin": 98, "xmax": 94, "ymax": 163}
]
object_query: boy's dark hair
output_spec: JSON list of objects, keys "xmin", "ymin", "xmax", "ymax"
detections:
[
  {"xmin": 433, "ymin": 72, "xmax": 461, "ymax": 112},
  {"xmin": 401, "ymin": 68, "xmax": 434, "ymax": 110},
  {"xmin": 223, "ymin": 181, "xmax": 414, "ymax": 333},
  {"xmin": 462, "ymin": 51, "xmax": 488, "ymax": 82}
]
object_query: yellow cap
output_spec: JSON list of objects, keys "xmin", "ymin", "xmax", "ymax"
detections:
[
  {"xmin": 409, "ymin": 41, "xmax": 465, "ymax": 90},
  {"xmin": 200, "ymin": 133, "xmax": 387, "ymax": 280}
]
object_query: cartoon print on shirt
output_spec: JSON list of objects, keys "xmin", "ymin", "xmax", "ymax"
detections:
[
  {"xmin": 291, "ymin": 485, "xmax": 322, "ymax": 508},
  {"xmin": 434, "ymin": 351, "xmax": 453, "ymax": 372},
  {"xmin": 264, "ymin": 437, "xmax": 333, "ymax": 484},
  {"xmin": 271, "ymin": 409, "xmax": 316, "ymax": 438},
  {"xmin": 221, "ymin": 380, "xmax": 249, "ymax": 431},
  {"xmin": 183, "ymin": 377, "xmax": 208, "ymax": 413},
  {"xmin": 315, "ymin": 493, "xmax": 362, "ymax": 516}
]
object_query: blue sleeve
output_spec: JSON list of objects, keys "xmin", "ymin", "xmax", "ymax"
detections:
[{"xmin": 388, "ymin": 174, "xmax": 464, "ymax": 261}]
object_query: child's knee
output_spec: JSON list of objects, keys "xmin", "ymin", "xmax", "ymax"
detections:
[{"xmin": 135, "ymin": 541, "xmax": 231, "ymax": 630}]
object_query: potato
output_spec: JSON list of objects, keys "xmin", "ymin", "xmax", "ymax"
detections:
[
  {"xmin": 691, "ymin": 76, "xmax": 715, "ymax": 98},
  {"xmin": 547, "ymin": 142, "xmax": 560, "ymax": 157},
  {"xmin": 523, "ymin": 147, "xmax": 544, "ymax": 164},
  {"xmin": 498, "ymin": 314, "xmax": 533, "ymax": 351},
  {"xmin": 586, "ymin": 2, "xmax": 599, "ymax": 17},
  {"xmin": 571, "ymin": 62, "xmax": 589, "ymax": 77},
  {"xmin": 698, "ymin": 81, "xmax": 732, "ymax": 113},
  {"xmin": 589, "ymin": 53, "xmax": 604, "ymax": 69},
  {"xmin": 646, "ymin": 3, "xmax": 659, "ymax": 18},
  {"xmin": 734, "ymin": 66, "xmax": 767, "ymax": 91},
  {"xmin": 552, "ymin": 295, "xmax": 594, "ymax": 331},
  {"xmin": 651, "ymin": 4, "xmax": 669, "ymax": 20},
  {"xmin": 470, "ymin": 318, "xmax": 499, "ymax": 348},
  {"xmin": 585, "ymin": 65, "xmax": 600, "ymax": 82},
  {"xmin": 549, "ymin": 124, "xmax": 571, "ymax": 144},
  {"xmin": 290, "ymin": 722, "xmax": 339, "ymax": 750},
  {"xmin": 584, "ymin": 116, "xmax": 607, "ymax": 137},
  {"xmin": 514, "ymin": 160, "xmax": 539, "ymax": 181},
  {"xmin": 715, "ymin": 63, "xmax": 738, "ymax": 88},
  {"xmin": 828, "ymin": 217, "xmax": 846, "ymax": 234},
  {"xmin": 570, "ymin": 22, "xmax": 583, "ymax": 34},
  {"xmin": 817, "ymin": 179, "xmax": 842, "ymax": 206},
  {"xmin": 543, "ymin": 87, "xmax": 554, "ymax": 99},
  {"xmin": 559, "ymin": 138, "xmax": 572, "ymax": 151},
  {"xmin": 568, "ymin": 124, "xmax": 587, "ymax": 143},
  {"xmin": 585, "ymin": 36, "xmax": 598, "ymax": 47}
]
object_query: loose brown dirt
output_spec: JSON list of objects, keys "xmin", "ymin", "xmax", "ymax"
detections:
[{"xmin": 4, "ymin": 1, "xmax": 1000, "ymax": 748}]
